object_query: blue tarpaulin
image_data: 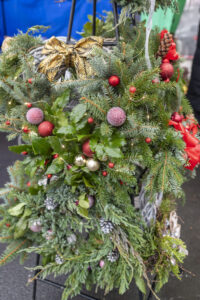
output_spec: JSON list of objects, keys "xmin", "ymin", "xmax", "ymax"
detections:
[{"xmin": 0, "ymin": 0, "xmax": 113, "ymax": 45}]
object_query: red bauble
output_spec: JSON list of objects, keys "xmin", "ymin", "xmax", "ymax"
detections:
[
  {"xmin": 21, "ymin": 151, "xmax": 28, "ymax": 155},
  {"xmin": 6, "ymin": 223, "xmax": 11, "ymax": 227},
  {"xmin": 88, "ymin": 117, "xmax": 94, "ymax": 124},
  {"xmin": 38, "ymin": 121, "xmax": 54, "ymax": 137},
  {"xmin": 102, "ymin": 171, "xmax": 108, "ymax": 177},
  {"xmin": 28, "ymin": 78, "xmax": 33, "ymax": 84},
  {"xmin": 82, "ymin": 140, "xmax": 94, "ymax": 157},
  {"xmin": 171, "ymin": 112, "xmax": 182, "ymax": 123},
  {"xmin": 22, "ymin": 126, "xmax": 30, "ymax": 133},
  {"xmin": 119, "ymin": 180, "xmax": 123, "ymax": 185},
  {"xmin": 67, "ymin": 164, "xmax": 72, "ymax": 170},
  {"xmin": 160, "ymin": 61, "xmax": 174, "ymax": 80},
  {"xmin": 44, "ymin": 159, "xmax": 50, "ymax": 166},
  {"xmin": 26, "ymin": 102, "xmax": 32, "ymax": 108},
  {"xmin": 108, "ymin": 75, "xmax": 120, "ymax": 87},
  {"xmin": 27, "ymin": 181, "xmax": 31, "ymax": 187},
  {"xmin": 5, "ymin": 121, "xmax": 10, "ymax": 125},
  {"xmin": 47, "ymin": 174, "xmax": 52, "ymax": 179},
  {"xmin": 129, "ymin": 86, "xmax": 137, "ymax": 94},
  {"xmin": 145, "ymin": 137, "xmax": 152, "ymax": 144},
  {"xmin": 108, "ymin": 162, "xmax": 114, "ymax": 168},
  {"xmin": 53, "ymin": 154, "xmax": 59, "ymax": 159}
]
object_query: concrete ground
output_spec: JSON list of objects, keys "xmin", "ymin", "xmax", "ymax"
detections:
[{"xmin": 0, "ymin": 132, "xmax": 199, "ymax": 300}]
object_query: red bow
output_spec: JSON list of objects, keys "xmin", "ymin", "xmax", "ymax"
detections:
[
  {"xmin": 160, "ymin": 29, "xmax": 179, "ymax": 61},
  {"xmin": 169, "ymin": 116, "xmax": 200, "ymax": 170}
]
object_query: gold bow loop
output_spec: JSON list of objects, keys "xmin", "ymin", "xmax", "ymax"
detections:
[{"xmin": 38, "ymin": 36, "xmax": 104, "ymax": 81}]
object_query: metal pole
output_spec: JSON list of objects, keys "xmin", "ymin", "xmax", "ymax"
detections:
[
  {"xmin": 32, "ymin": 254, "xmax": 40, "ymax": 300},
  {"xmin": 1, "ymin": 0, "xmax": 7, "ymax": 37},
  {"xmin": 92, "ymin": 0, "xmax": 97, "ymax": 35},
  {"xmin": 66, "ymin": 0, "xmax": 76, "ymax": 43},
  {"xmin": 112, "ymin": 1, "xmax": 120, "ymax": 42}
]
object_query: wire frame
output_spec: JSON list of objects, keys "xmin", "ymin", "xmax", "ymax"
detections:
[{"xmin": 66, "ymin": 0, "xmax": 120, "ymax": 46}]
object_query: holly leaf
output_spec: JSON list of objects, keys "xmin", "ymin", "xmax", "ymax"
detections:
[
  {"xmin": 105, "ymin": 146, "xmax": 123, "ymax": 158},
  {"xmin": 78, "ymin": 193, "xmax": 90, "ymax": 209},
  {"xmin": 57, "ymin": 125, "xmax": 76, "ymax": 135},
  {"xmin": 8, "ymin": 203, "xmax": 26, "ymax": 216},
  {"xmin": 83, "ymin": 176, "xmax": 94, "ymax": 188},
  {"xmin": 77, "ymin": 207, "xmax": 89, "ymax": 219},
  {"xmin": 48, "ymin": 136, "xmax": 64, "ymax": 153},
  {"xmin": 9, "ymin": 145, "xmax": 32, "ymax": 154},
  {"xmin": 14, "ymin": 217, "xmax": 28, "ymax": 239},
  {"xmin": 52, "ymin": 89, "xmax": 70, "ymax": 110},
  {"xmin": 45, "ymin": 159, "xmax": 64, "ymax": 174},
  {"xmin": 32, "ymin": 138, "xmax": 52, "ymax": 155},
  {"xmin": 71, "ymin": 104, "xmax": 87, "ymax": 123}
]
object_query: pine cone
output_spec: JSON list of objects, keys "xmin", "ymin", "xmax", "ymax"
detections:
[
  {"xmin": 55, "ymin": 254, "xmax": 64, "ymax": 265},
  {"xmin": 100, "ymin": 218, "xmax": 114, "ymax": 234},
  {"xmin": 157, "ymin": 32, "xmax": 173, "ymax": 58},
  {"xmin": 44, "ymin": 197, "xmax": 57, "ymax": 210},
  {"xmin": 107, "ymin": 250, "xmax": 119, "ymax": 262}
]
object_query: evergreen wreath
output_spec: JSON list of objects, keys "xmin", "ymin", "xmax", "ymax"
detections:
[{"xmin": 0, "ymin": 8, "xmax": 195, "ymax": 300}]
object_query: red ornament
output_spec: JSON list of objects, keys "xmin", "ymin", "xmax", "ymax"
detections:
[
  {"xmin": 21, "ymin": 151, "xmax": 28, "ymax": 155},
  {"xmin": 145, "ymin": 137, "xmax": 152, "ymax": 144},
  {"xmin": 6, "ymin": 223, "xmax": 11, "ymax": 227},
  {"xmin": 28, "ymin": 78, "xmax": 33, "ymax": 84},
  {"xmin": 119, "ymin": 180, "xmax": 123, "ymax": 185},
  {"xmin": 129, "ymin": 86, "xmax": 137, "ymax": 94},
  {"xmin": 88, "ymin": 117, "xmax": 94, "ymax": 124},
  {"xmin": 102, "ymin": 171, "xmax": 108, "ymax": 177},
  {"xmin": 82, "ymin": 140, "xmax": 94, "ymax": 157},
  {"xmin": 22, "ymin": 126, "xmax": 30, "ymax": 133},
  {"xmin": 26, "ymin": 102, "xmax": 32, "ymax": 108},
  {"xmin": 164, "ymin": 78, "xmax": 170, "ymax": 83},
  {"xmin": 47, "ymin": 174, "xmax": 52, "ymax": 179},
  {"xmin": 53, "ymin": 154, "xmax": 59, "ymax": 159},
  {"xmin": 75, "ymin": 200, "xmax": 79, "ymax": 206},
  {"xmin": 171, "ymin": 112, "xmax": 182, "ymax": 123},
  {"xmin": 5, "ymin": 121, "xmax": 10, "ymax": 125},
  {"xmin": 38, "ymin": 121, "xmax": 54, "ymax": 137},
  {"xmin": 160, "ymin": 61, "xmax": 174, "ymax": 80},
  {"xmin": 27, "ymin": 181, "xmax": 31, "ymax": 187},
  {"xmin": 67, "ymin": 164, "xmax": 72, "ymax": 170},
  {"xmin": 108, "ymin": 75, "xmax": 120, "ymax": 87},
  {"xmin": 108, "ymin": 162, "xmax": 114, "ymax": 168}
]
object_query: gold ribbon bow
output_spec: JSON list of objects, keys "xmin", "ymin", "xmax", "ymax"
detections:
[{"xmin": 38, "ymin": 36, "xmax": 104, "ymax": 81}]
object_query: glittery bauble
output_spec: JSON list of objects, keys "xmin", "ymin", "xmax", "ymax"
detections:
[
  {"xmin": 88, "ymin": 195, "xmax": 95, "ymax": 208},
  {"xmin": 99, "ymin": 260, "xmax": 105, "ymax": 268},
  {"xmin": 82, "ymin": 140, "xmax": 94, "ymax": 157},
  {"xmin": 38, "ymin": 121, "xmax": 54, "ymax": 137},
  {"xmin": 108, "ymin": 75, "xmax": 120, "ymax": 87},
  {"xmin": 160, "ymin": 62, "xmax": 174, "ymax": 80},
  {"xmin": 107, "ymin": 107, "xmax": 126, "ymax": 127},
  {"xmin": 29, "ymin": 220, "xmax": 42, "ymax": 232},
  {"xmin": 86, "ymin": 159, "xmax": 100, "ymax": 171},
  {"xmin": 26, "ymin": 108, "xmax": 44, "ymax": 125},
  {"xmin": 74, "ymin": 155, "xmax": 86, "ymax": 166}
]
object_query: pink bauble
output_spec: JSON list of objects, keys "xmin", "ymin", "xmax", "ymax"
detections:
[
  {"xmin": 26, "ymin": 108, "xmax": 44, "ymax": 125},
  {"xmin": 88, "ymin": 195, "xmax": 95, "ymax": 208},
  {"xmin": 38, "ymin": 121, "xmax": 54, "ymax": 137},
  {"xmin": 107, "ymin": 107, "xmax": 126, "ymax": 127},
  {"xmin": 99, "ymin": 260, "xmax": 105, "ymax": 268},
  {"xmin": 29, "ymin": 220, "xmax": 42, "ymax": 232}
]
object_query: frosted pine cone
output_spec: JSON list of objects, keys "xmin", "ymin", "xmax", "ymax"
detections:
[
  {"xmin": 100, "ymin": 218, "xmax": 114, "ymax": 234},
  {"xmin": 67, "ymin": 234, "xmax": 77, "ymax": 244},
  {"xmin": 107, "ymin": 250, "xmax": 119, "ymax": 262},
  {"xmin": 44, "ymin": 197, "xmax": 57, "ymax": 210},
  {"xmin": 55, "ymin": 254, "xmax": 64, "ymax": 265}
]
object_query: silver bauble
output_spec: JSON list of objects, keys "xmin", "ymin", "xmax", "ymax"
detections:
[
  {"xmin": 74, "ymin": 155, "xmax": 86, "ymax": 166},
  {"xmin": 86, "ymin": 159, "xmax": 100, "ymax": 171}
]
